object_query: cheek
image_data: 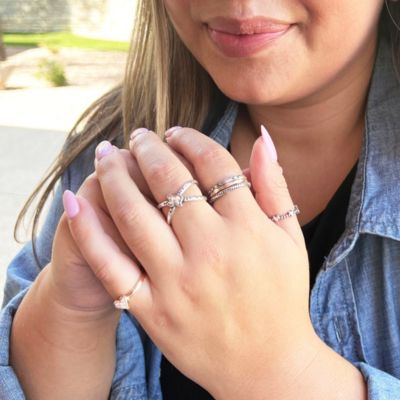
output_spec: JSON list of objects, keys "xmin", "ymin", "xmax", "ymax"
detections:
[
  {"xmin": 205, "ymin": 1, "xmax": 383, "ymax": 104},
  {"xmin": 302, "ymin": 0, "xmax": 383, "ymax": 53},
  {"xmin": 163, "ymin": 0, "xmax": 201, "ymax": 43}
]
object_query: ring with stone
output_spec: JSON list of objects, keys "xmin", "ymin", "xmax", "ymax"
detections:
[
  {"xmin": 269, "ymin": 205, "xmax": 301, "ymax": 223},
  {"xmin": 114, "ymin": 274, "xmax": 145, "ymax": 310}
]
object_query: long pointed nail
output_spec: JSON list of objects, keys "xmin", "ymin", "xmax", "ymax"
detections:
[
  {"xmin": 63, "ymin": 190, "xmax": 80, "ymax": 219},
  {"xmin": 261, "ymin": 125, "xmax": 278, "ymax": 162}
]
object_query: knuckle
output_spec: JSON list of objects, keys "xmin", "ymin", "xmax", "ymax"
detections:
[
  {"xmin": 113, "ymin": 203, "xmax": 141, "ymax": 228},
  {"xmin": 152, "ymin": 309, "xmax": 172, "ymax": 330},
  {"xmin": 195, "ymin": 145, "xmax": 226, "ymax": 167},
  {"xmin": 95, "ymin": 155, "xmax": 120, "ymax": 179},
  {"xmin": 92, "ymin": 258, "xmax": 113, "ymax": 286},
  {"xmin": 147, "ymin": 159, "xmax": 180, "ymax": 185}
]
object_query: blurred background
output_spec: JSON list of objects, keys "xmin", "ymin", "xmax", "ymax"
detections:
[{"xmin": 0, "ymin": 0, "xmax": 137, "ymax": 303}]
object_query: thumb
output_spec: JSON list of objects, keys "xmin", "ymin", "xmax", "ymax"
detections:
[{"xmin": 249, "ymin": 125, "xmax": 304, "ymax": 248}]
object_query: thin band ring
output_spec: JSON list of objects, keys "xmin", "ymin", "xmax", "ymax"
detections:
[
  {"xmin": 207, "ymin": 175, "xmax": 251, "ymax": 204},
  {"xmin": 269, "ymin": 205, "xmax": 300, "ymax": 223},
  {"xmin": 114, "ymin": 274, "xmax": 145, "ymax": 310},
  {"xmin": 208, "ymin": 181, "xmax": 251, "ymax": 204}
]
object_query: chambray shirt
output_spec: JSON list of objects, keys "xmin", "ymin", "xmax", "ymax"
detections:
[{"xmin": 2, "ymin": 36, "xmax": 400, "ymax": 399}]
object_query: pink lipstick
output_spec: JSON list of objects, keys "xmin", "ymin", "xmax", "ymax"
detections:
[{"xmin": 206, "ymin": 17, "xmax": 292, "ymax": 58}]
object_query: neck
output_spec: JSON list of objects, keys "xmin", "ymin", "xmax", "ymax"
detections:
[{"xmin": 245, "ymin": 36, "xmax": 378, "ymax": 163}]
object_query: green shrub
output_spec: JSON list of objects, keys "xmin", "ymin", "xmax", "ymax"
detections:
[{"xmin": 36, "ymin": 58, "xmax": 68, "ymax": 87}]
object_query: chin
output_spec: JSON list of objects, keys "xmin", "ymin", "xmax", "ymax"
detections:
[{"xmin": 213, "ymin": 77, "xmax": 285, "ymax": 106}]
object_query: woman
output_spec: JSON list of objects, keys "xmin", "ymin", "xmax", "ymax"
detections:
[{"xmin": 2, "ymin": 0, "xmax": 400, "ymax": 398}]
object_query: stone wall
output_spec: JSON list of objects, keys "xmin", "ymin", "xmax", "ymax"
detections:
[
  {"xmin": 0, "ymin": 0, "xmax": 136, "ymax": 41},
  {"xmin": 0, "ymin": 0, "xmax": 71, "ymax": 33}
]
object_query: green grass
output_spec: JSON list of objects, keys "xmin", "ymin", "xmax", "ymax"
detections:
[{"xmin": 4, "ymin": 32, "xmax": 129, "ymax": 52}]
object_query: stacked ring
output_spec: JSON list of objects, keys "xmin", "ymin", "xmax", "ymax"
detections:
[{"xmin": 207, "ymin": 174, "xmax": 251, "ymax": 204}]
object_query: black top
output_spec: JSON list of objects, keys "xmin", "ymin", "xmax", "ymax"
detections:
[{"xmin": 160, "ymin": 162, "xmax": 358, "ymax": 399}]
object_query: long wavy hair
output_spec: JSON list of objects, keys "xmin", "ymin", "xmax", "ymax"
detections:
[{"xmin": 14, "ymin": 1, "xmax": 400, "ymax": 264}]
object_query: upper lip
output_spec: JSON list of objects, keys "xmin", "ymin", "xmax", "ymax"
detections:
[{"xmin": 206, "ymin": 17, "xmax": 292, "ymax": 35}]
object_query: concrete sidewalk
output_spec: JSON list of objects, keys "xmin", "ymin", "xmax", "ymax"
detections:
[
  {"xmin": 1, "ymin": 47, "xmax": 126, "ymax": 304},
  {"xmin": 0, "ymin": 86, "xmax": 112, "ymax": 304},
  {"xmin": 0, "ymin": 126, "xmax": 66, "ymax": 272}
]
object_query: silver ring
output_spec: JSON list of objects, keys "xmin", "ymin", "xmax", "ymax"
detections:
[
  {"xmin": 114, "ymin": 274, "xmax": 145, "ymax": 310},
  {"xmin": 157, "ymin": 180, "xmax": 207, "ymax": 224},
  {"xmin": 269, "ymin": 205, "xmax": 300, "ymax": 223},
  {"xmin": 207, "ymin": 175, "xmax": 251, "ymax": 204}
]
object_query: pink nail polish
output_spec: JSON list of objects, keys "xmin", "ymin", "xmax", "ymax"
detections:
[
  {"xmin": 63, "ymin": 190, "xmax": 80, "ymax": 219},
  {"xmin": 96, "ymin": 141, "xmax": 114, "ymax": 161},
  {"xmin": 165, "ymin": 126, "xmax": 182, "ymax": 138},
  {"xmin": 130, "ymin": 128, "xmax": 149, "ymax": 141},
  {"xmin": 261, "ymin": 125, "xmax": 278, "ymax": 162}
]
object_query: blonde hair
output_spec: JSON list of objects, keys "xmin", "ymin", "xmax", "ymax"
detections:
[
  {"xmin": 15, "ymin": 1, "xmax": 400, "ymax": 263},
  {"xmin": 14, "ymin": 0, "xmax": 214, "ymax": 261}
]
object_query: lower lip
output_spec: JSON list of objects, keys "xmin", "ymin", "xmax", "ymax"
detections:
[{"xmin": 207, "ymin": 26, "xmax": 291, "ymax": 58}]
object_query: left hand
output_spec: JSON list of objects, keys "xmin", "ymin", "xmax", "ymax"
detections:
[{"xmin": 67, "ymin": 127, "xmax": 324, "ymax": 399}]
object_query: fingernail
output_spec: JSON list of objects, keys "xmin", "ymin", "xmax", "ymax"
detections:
[
  {"xmin": 130, "ymin": 128, "xmax": 149, "ymax": 141},
  {"xmin": 96, "ymin": 141, "xmax": 114, "ymax": 161},
  {"xmin": 63, "ymin": 190, "xmax": 80, "ymax": 219},
  {"xmin": 165, "ymin": 126, "xmax": 182, "ymax": 138},
  {"xmin": 261, "ymin": 125, "xmax": 278, "ymax": 162}
]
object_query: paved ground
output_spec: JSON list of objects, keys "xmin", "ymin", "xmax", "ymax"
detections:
[{"xmin": 0, "ymin": 47, "xmax": 126, "ymax": 304}]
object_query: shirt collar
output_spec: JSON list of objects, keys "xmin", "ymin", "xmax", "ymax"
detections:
[
  {"xmin": 208, "ymin": 100, "xmax": 238, "ymax": 147},
  {"xmin": 208, "ymin": 34, "xmax": 400, "ymax": 268},
  {"xmin": 327, "ymin": 35, "xmax": 400, "ymax": 266}
]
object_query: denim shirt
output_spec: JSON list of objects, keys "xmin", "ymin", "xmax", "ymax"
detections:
[{"xmin": 2, "ymin": 36, "xmax": 400, "ymax": 399}]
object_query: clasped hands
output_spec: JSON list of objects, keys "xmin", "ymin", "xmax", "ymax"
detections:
[{"xmin": 61, "ymin": 126, "xmax": 325, "ymax": 399}]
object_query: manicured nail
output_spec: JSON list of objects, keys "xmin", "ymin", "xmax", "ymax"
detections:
[
  {"xmin": 165, "ymin": 126, "xmax": 182, "ymax": 138},
  {"xmin": 63, "ymin": 190, "xmax": 80, "ymax": 219},
  {"xmin": 130, "ymin": 128, "xmax": 149, "ymax": 141},
  {"xmin": 96, "ymin": 141, "xmax": 114, "ymax": 161},
  {"xmin": 261, "ymin": 125, "xmax": 278, "ymax": 162}
]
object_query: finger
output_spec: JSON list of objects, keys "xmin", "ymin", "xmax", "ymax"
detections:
[
  {"xmin": 164, "ymin": 127, "xmax": 256, "ymax": 218},
  {"xmin": 62, "ymin": 190, "xmax": 152, "ymax": 317},
  {"xmin": 119, "ymin": 148, "xmax": 197, "ymax": 203},
  {"xmin": 249, "ymin": 127, "xmax": 305, "ymax": 248},
  {"xmin": 94, "ymin": 142, "xmax": 182, "ymax": 285},
  {"xmin": 242, "ymin": 167, "xmax": 255, "ymax": 196},
  {"xmin": 128, "ymin": 129, "xmax": 216, "ymax": 239},
  {"xmin": 119, "ymin": 149, "xmax": 152, "ymax": 201},
  {"xmin": 77, "ymin": 173, "xmax": 137, "ymax": 260}
]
